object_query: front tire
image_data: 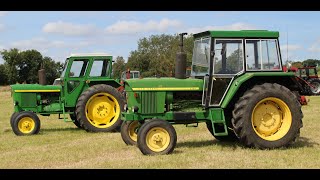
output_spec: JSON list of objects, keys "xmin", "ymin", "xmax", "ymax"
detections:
[
  {"xmin": 11, "ymin": 111, "xmax": 41, "ymax": 136},
  {"xmin": 76, "ymin": 84, "xmax": 125, "ymax": 132},
  {"xmin": 137, "ymin": 119, "xmax": 177, "ymax": 155},
  {"xmin": 121, "ymin": 121, "xmax": 140, "ymax": 146},
  {"xmin": 232, "ymin": 83, "xmax": 303, "ymax": 149},
  {"xmin": 10, "ymin": 112, "xmax": 19, "ymax": 127}
]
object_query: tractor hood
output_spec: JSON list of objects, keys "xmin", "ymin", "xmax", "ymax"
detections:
[
  {"xmin": 124, "ymin": 77, "xmax": 203, "ymax": 92},
  {"xmin": 11, "ymin": 84, "xmax": 62, "ymax": 93}
]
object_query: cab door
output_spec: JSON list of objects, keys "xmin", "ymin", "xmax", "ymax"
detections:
[
  {"xmin": 64, "ymin": 58, "xmax": 90, "ymax": 107},
  {"xmin": 203, "ymin": 39, "xmax": 244, "ymax": 107}
]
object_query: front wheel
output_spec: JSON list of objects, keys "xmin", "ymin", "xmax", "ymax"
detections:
[
  {"xmin": 137, "ymin": 119, "xmax": 177, "ymax": 155},
  {"xmin": 11, "ymin": 111, "xmax": 41, "ymax": 136},
  {"xmin": 121, "ymin": 121, "xmax": 141, "ymax": 146},
  {"xmin": 232, "ymin": 83, "xmax": 303, "ymax": 149}
]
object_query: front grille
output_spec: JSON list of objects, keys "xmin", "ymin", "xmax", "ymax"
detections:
[{"xmin": 141, "ymin": 92, "xmax": 157, "ymax": 114}]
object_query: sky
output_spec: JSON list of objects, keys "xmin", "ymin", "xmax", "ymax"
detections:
[{"xmin": 0, "ymin": 11, "xmax": 319, "ymax": 64}]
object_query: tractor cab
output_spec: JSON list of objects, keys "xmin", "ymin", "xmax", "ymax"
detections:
[{"xmin": 190, "ymin": 30, "xmax": 284, "ymax": 108}]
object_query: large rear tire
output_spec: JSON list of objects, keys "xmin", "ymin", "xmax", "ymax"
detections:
[
  {"xmin": 11, "ymin": 111, "xmax": 41, "ymax": 136},
  {"xmin": 70, "ymin": 113, "xmax": 82, "ymax": 129},
  {"xmin": 76, "ymin": 84, "xmax": 125, "ymax": 132},
  {"xmin": 206, "ymin": 122, "xmax": 238, "ymax": 142},
  {"xmin": 232, "ymin": 83, "xmax": 303, "ymax": 149}
]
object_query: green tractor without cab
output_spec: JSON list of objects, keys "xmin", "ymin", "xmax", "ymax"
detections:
[
  {"xmin": 10, "ymin": 53, "xmax": 125, "ymax": 135},
  {"xmin": 120, "ymin": 30, "xmax": 310, "ymax": 155}
]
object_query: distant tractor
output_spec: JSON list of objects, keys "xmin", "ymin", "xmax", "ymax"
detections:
[
  {"xmin": 120, "ymin": 30, "xmax": 310, "ymax": 155},
  {"xmin": 289, "ymin": 65, "xmax": 320, "ymax": 95},
  {"xmin": 121, "ymin": 70, "xmax": 140, "ymax": 80},
  {"xmin": 10, "ymin": 53, "xmax": 125, "ymax": 136}
]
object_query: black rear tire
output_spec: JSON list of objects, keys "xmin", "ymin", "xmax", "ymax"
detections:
[
  {"xmin": 76, "ymin": 84, "xmax": 125, "ymax": 132},
  {"xmin": 11, "ymin": 111, "xmax": 41, "ymax": 136},
  {"xmin": 70, "ymin": 113, "xmax": 83, "ymax": 129},
  {"xmin": 206, "ymin": 122, "xmax": 238, "ymax": 142},
  {"xmin": 232, "ymin": 83, "xmax": 303, "ymax": 149}
]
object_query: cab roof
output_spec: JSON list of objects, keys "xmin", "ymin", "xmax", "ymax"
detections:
[
  {"xmin": 68, "ymin": 53, "xmax": 112, "ymax": 58},
  {"xmin": 193, "ymin": 30, "xmax": 279, "ymax": 39}
]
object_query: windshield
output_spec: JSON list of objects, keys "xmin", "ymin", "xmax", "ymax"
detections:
[
  {"xmin": 191, "ymin": 37, "xmax": 211, "ymax": 76},
  {"xmin": 60, "ymin": 59, "xmax": 69, "ymax": 78}
]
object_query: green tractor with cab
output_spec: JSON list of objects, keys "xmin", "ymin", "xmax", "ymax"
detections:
[
  {"xmin": 10, "ymin": 53, "xmax": 125, "ymax": 135},
  {"xmin": 120, "ymin": 30, "xmax": 310, "ymax": 155}
]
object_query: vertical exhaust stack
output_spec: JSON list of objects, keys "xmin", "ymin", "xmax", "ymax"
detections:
[
  {"xmin": 38, "ymin": 63, "xmax": 46, "ymax": 85},
  {"xmin": 175, "ymin": 32, "xmax": 188, "ymax": 79}
]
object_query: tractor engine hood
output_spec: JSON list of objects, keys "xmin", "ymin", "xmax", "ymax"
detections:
[
  {"xmin": 124, "ymin": 77, "xmax": 204, "ymax": 92},
  {"xmin": 11, "ymin": 84, "xmax": 62, "ymax": 93}
]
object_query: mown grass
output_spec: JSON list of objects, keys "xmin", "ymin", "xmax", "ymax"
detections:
[{"xmin": 0, "ymin": 88, "xmax": 319, "ymax": 169}]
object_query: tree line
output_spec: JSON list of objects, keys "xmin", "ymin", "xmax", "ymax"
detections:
[
  {"xmin": 289, "ymin": 59, "xmax": 320, "ymax": 68},
  {"xmin": 0, "ymin": 48, "xmax": 64, "ymax": 85}
]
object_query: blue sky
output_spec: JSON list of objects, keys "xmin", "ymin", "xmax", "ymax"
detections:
[{"xmin": 0, "ymin": 11, "xmax": 319, "ymax": 64}]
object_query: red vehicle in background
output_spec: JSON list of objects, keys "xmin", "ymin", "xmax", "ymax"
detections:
[{"xmin": 287, "ymin": 65, "xmax": 320, "ymax": 96}]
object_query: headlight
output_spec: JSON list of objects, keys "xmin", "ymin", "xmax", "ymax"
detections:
[{"xmin": 132, "ymin": 106, "xmax": 139, "ymax": 112}]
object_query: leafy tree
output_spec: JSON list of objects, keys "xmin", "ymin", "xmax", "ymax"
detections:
[
  {"xmin": 292, "ymin": 61, "xmax": 303, "ymax": 68},
  {"xmin": 1, "ymin": 48, "xmax": 21, "ymax": 84},
  {"xmin": 1, "ymin": 48, "xmax": 63, "ymax": 85},
  {"xmin": 42, "ymin": 56, "xmax": 64, "ymax": 84},
  {"xmin": 112, "ymin": 56, "xmax": 126, "ymax": 79},
  {"xmin": 0, "ymin": 64, "xmax": 8, "ymax": 85},
  {"xmin": 302, "ymin": 59, "xmax": 320, "ymax": 67},
  {"xmin": 19, "ymin": 50, "xmax": 43, "ymax": 83},
  {"xmin": 126, "ymin": 33, "xmax": 194, "ymax": 77}
]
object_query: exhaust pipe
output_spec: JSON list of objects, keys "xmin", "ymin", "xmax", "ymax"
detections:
[
  {"xmin": 175, "ymin": 32, "xmax": 188, "ymax": 79},
  {"xmin": 38, "ymin": 63, "xmax": 46, "ymax": 85}
]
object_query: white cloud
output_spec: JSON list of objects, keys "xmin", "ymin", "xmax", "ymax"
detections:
[
  {"xmin": 308, "ymin": 40, "xmax": 320, "ymax": 52},
  {"xmin": 42, "ymin": 21, "xmax": 99, "ymax": 36},
  {"xmin": 280, "ymin": 44, "xmax": 303, "ymax": 61},
  {"xmin": 0, "ymin": 11, "xmax": 8, "ymax": 17},
  {"xmin": 0, "ymin": 24, "xmax": 5, "ymax": 32},
  {"xmin": 186, "ymin": 22, "xmax": 257, "ymax": 34},
  {"xmin": 281, "ymin": 44, "xmax": 302, "ymax": 51},
  {"xmin": 9, "ymin": 37, "xmax": 93, "ymax": 52},
  {"xmin": 105, "ymin": 18, "xmax": 183, "ymax": 34}
]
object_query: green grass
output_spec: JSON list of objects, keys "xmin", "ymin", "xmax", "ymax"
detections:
[{"xmin": 0, "ymin": 90, "xmax": 319, "ymax": 169}]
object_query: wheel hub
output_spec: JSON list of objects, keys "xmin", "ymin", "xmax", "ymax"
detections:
[
  {"xmin": 96, "ymin": 105, "xmax": 109, "ymax": 118},
  {"xmin": 252, "ymin": 97, "xmax": 292, "ymax": 141},
  {"xmin": 18, "ymin": 117, "xmax": 35, "ymax": 133},
  {"xmin": 22, "ymin": 121, "xmax": 31, "ymax": 129},
  {"xmin": 261, "ymin": 112, "xmax": 277, "ymax": 127},
  {"xmin": 152, "ymin": 134, "xmax": 163, "ymax": 143}
]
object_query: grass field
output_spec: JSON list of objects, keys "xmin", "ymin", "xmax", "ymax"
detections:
[{"xmin": 0, "ymin": 87, "xmax": 319, "ymax": 169}]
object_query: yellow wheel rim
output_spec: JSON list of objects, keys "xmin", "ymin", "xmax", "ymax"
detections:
[
  {"xmin": 146, "ymin": 127, "xmax": 170, "ymax": 152},
  {"xmin": 128, "ymin": 121, "xmax": 139, "ymax": 142},
  {"xmin": 18, "ymin": 117, "xmax": 35, "ymax": 133},
  {"xmin": 85, "ymin": 92, "xmax": 120, "ymax": 128},
  {"xmin": 252, "ymin": 97, "xmax": 292, "ymax": 141}
]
